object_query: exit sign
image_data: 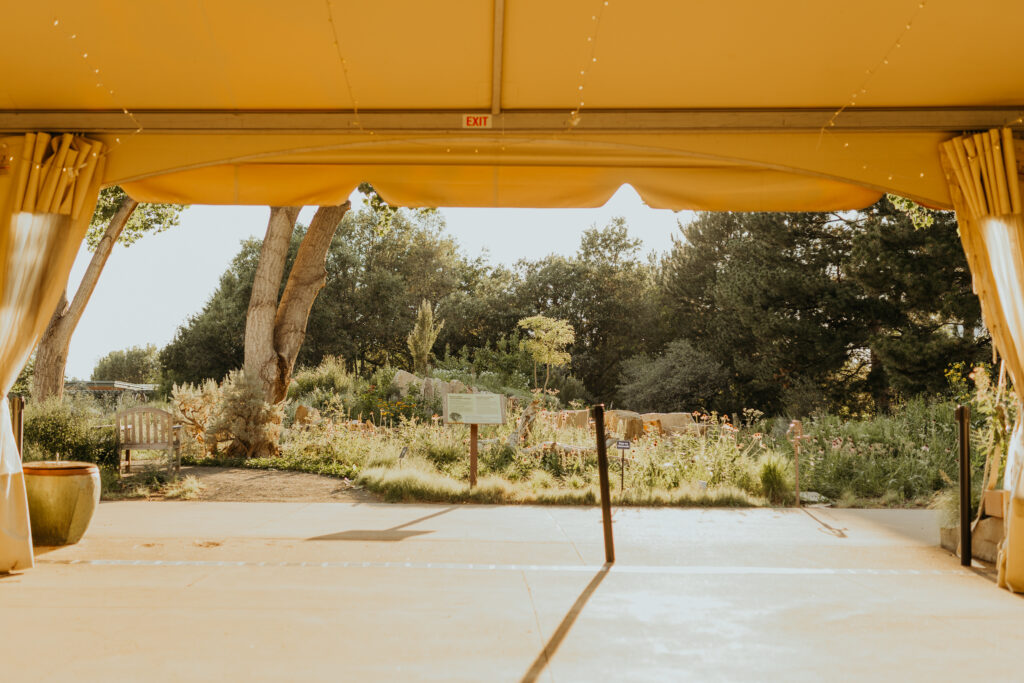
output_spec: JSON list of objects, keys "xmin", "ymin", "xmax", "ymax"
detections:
[{"xmin": 462, "ymin": 114, "xmax": 492, "ymax": 129}]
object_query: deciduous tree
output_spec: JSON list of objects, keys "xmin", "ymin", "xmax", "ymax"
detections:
[
  {"xmin": 33, "ymin": 187, "xmax": 183, "ymax": 399},
  {"xmin": 518, "ymin": 315, "xmax": 575, "ymax": 391}
]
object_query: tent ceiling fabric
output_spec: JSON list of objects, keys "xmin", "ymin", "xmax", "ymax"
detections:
[{"xmin": 3, "ymin": 0, "xmax": 1022, "ymax": 209}]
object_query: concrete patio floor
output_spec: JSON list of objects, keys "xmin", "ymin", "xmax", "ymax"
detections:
[{"xmin": 1, "ymin": 501, "xmax": 1020, "ymax": 682}]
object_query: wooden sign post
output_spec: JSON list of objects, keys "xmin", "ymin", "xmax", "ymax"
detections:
[{"xmin": 444, "ymin": 393, "xmax": 506, "ymax": 488}]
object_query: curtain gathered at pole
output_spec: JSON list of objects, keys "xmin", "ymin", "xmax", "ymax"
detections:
[
  {"xmin": 0, "ymin": 132, "xmax": 105, "ymax": 573},
  {"xmin": 940, "ymin": 127, "xmax": 1024, "ymax": 591}
]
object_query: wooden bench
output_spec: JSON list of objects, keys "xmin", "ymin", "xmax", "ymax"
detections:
[{"xmin": 116, "ymin": 407, "xmax": 181, "ymax": 475}]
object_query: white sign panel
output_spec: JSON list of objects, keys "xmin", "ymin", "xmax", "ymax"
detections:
[{"xmin": 443, "ymin": 393, "xmax": 506, "ymax": 425}]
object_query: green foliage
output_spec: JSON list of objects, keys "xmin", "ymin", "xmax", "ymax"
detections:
[
  {"xmin": 12, "ymin": 355, "xmax": 33, "ymax": 395},
  {"xmin": 22, "ymin": 395, "xmax": 118, "ymax": 468},
  {"xmin": 513, "ymin": 220, "xmax": 660, "ymax": 399},
  {"xmin": 205, "ymin": 370, "xmax": 283, "ymax": 459},
  {"xmin": 162, "ymin": 207, "xmax": 473, "ymax": 386},
  {"xmin": 407, "ymin": 299, "xmax": 444, "ymax": 374},
  {"xmin": 618, "ymin": 339, "xmax": 728, "ymax": 412},
  {"xmin": 518, "ymin": 315, "xmax": 575, "ymax": 390},
  {"xmin": 91, "ymin": 344, "xmax": 162, "ymax": 383},
  {"xmin": 789, "ymin": 397, "xmax": 960, "ymax": 501},
  {"xmin": 886, "ymin": 194, "xmax": 935, "ymax": 230},
  {"xmin": 758, "ymin": 454, "xmax": 794, "ymax": 504},
  {"xmin": 159, "ymin": 197, "xmax": 984, "ymax": 416},
  {"xmin": 286, "ymin": 357, "xmax": 438, "ymax": 425},
  {"xmin": 86, "ymin": 186, "xmax": 185, "ymax": 250},
  {"xmin": 435, "ymin": 334, "xmax": 534, "ymax": 395},
  {"xmin": 288, "ymin": 355, "xmax": 361, "ymax": 399},
  {"xmin": 848, "ymin": 199, "xmax": 986, "ymax": 405},
  {"xmin": 183, "ymin": 389, "xmax": 978, "ymax": 508},
  {"xmin": 656, "ymin": 199, "xmax": 988, "ymax": 415}
]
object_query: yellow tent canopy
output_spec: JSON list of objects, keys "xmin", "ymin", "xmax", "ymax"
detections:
[
  {"xmin": 2, "ymin": 0, "xmax": 1022, "ymax": 209},
  {"xmin": 5, "ymin": 0, "xmax": 1024, "ymax": 587}
]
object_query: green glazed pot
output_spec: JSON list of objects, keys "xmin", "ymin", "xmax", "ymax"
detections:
[{"xmin": 23, "ymin": 461, "xmax": 101, "ymax": 546}]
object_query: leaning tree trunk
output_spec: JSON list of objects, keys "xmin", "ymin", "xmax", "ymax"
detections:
[
  {"xmin": 244, "ymin": 203, "xmax": 350, "ymax": 404},
  {"xmin": 32, "ymin": 197, "xmax": 139, "ymax": 401}
]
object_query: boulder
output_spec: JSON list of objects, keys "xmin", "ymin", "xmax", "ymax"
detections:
[
  {"xmin": 434, "ymin": 378, "xmax": 450, "ymax": 403},
  {"xmin": 605, "ymin": 410, "xmax": 644, "ymax": 440},
  {"xmin": 559, "ymin": 409, "xmax": 590, "ymax": 430},
  {"xmin": 392, "ymin": 370, "xmax": 422, "ymax": 396},
  {"xmin": 422, "ymin": 378, "xmax": 435, "ymax": 401},
  {"xmin": 643, "ymin": 412, "xmax": 698, "ymax": 435},
  {"xmin": 643, "ymin": 418, "xmax": 664, "ymax": 436},
  {"xmin": 449, "ymin": 379, "xmax": 468, "ymax": 394}
]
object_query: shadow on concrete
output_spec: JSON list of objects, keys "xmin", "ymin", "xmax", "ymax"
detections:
[
  {"xmin": 307, "ymin": 506, "xmax": 458, "ymax": 542},
  {"xmin": 520, "ymin": 563, "xmax": 612, "ymax": 683},
  {"xmin": 802, "ymin": 507, "xmax": 848, "ymax": 538}
]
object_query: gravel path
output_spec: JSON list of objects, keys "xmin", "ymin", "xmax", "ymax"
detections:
[{"xmin": 179, "ymin": 466, "xmax": 379, "ymax": 503}]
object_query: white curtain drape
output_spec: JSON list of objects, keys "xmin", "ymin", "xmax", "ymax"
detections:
[
  {"xmin": 0, "ymin": 133, "xmax": 104, "ymax": 572},
  {"xmin": 940, "ymin": 128, "xmax": 1024, "ymax": 591}
]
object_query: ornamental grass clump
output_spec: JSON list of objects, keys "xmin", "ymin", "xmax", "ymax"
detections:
[{"xmin": 758, "ymin": 454, "xmax": 793, "ymax": 505}]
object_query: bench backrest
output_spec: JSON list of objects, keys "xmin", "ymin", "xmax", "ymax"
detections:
[{"xmin": 116, "ymin": 407, "xmax": 176, "ymax": 448}]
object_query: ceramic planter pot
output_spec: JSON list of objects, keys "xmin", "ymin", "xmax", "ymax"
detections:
[{"xmin": 22, "ymin": 461, "xmax": 101, "ymax": 546}]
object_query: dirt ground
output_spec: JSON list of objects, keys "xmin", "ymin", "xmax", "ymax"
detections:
[{"xmin": 178, "ymin": 466, "xmax": 380, "ymax": 503}]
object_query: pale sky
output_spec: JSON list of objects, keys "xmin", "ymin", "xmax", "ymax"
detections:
[{"xmin": 62, "ymin": 186, "xmax": 692, "ymax": 379}]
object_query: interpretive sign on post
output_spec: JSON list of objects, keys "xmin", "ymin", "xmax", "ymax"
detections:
[
  {"xmin": 443, "ymin": 393, "xmax": 506, "ymax": 425},
  {"xmin": 615, "ymin": 441, "xmax": 630, "ymax": 490},
  {"xmin": 443, "ymin": 393, "xmax": 507, "ymax": 488}
]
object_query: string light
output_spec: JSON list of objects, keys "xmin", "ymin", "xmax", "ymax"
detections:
[
  {"xmin": 568, "ymin": 0, "xmax": 610, "ymax": 128},
  {"xmin": 823, "ymin": 0, "xmax": 931, "ymax": 132},
  {"xmin": 51, "ymin": 16, "xmax": 143, "ymax": 141},
  {"xmin": 323, "ymin": 0, "xmax": 364, "ymax": 132}
]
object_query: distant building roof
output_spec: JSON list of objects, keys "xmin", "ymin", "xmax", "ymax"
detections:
[{"xmin": 69, "ymin": 380, "xmax": 158, "ymax": 393}]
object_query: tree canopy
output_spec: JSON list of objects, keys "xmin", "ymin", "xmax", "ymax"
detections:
[{"xmin": 157, "ymin": 197, "xmax": 988, "ymax": 416}]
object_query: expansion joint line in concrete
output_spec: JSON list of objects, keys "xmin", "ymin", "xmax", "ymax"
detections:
[{"xmin": 35, "ymin": 558, "xmax": 970, "ymax": 576}]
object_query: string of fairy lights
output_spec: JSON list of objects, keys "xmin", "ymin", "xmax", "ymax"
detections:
[
  {"xmin": 51, "ymin": 16, "xmax": 142, "ymax": 148},
  {"xmin": 818, "ymin": 0, "xmax": 940, "ymax": 186},
  {"xmin": 322, "ymin": 0, "xmax": 368, "ymax": 135},
  {"xmin": 34, "ymin": 3, "xmax": 1020, "ymax": 184},
  {"xmin": 567, "ymin": 0, "xmax": 610, "ymax": 128},
  {"xmin": 822, "ymin": 0, "xmax": 931, "ymax": 133}
]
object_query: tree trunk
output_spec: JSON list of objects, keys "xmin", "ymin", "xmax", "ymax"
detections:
[
  {"xmin": 271, "ymin": 203, "xmax": 350, "ymax": 402},
  {"xmin": 244, "ymin": 203, "xmax": 350, "ymax": 403},
  {"xmin": 32, "ymin": 197, "xmax": 139, "ymax": 401},
  {"xmin": 244, "ymin": 206, "xmax": 300, "ymax": 401}
]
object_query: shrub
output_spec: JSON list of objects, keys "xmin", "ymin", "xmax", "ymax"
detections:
[
  {"xmin": 171, "ymin": 379, "xmax": 221, "ymax": 454},
  {"xmin": 617, "ymin": 339, "xmax": 730, "ymax": 413},
  {"xmin": 23, "ymin": 395, "xmax": 118, "ymax": 468},
  {"xmin": 206, "ymin": 370, "xmax": 283, "ymax": 458},
  {"xmin": 289, "ymin": 356, "xmax": 361, "ymax": 400}
]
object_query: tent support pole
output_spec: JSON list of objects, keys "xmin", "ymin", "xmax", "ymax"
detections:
[
  {"xmin": 956, "ymin": 405, "xmax": 971, "ymax": 567},
  {"xmin": 591, "ymin": 404, "xmax": 615, "ymax": 564}
]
